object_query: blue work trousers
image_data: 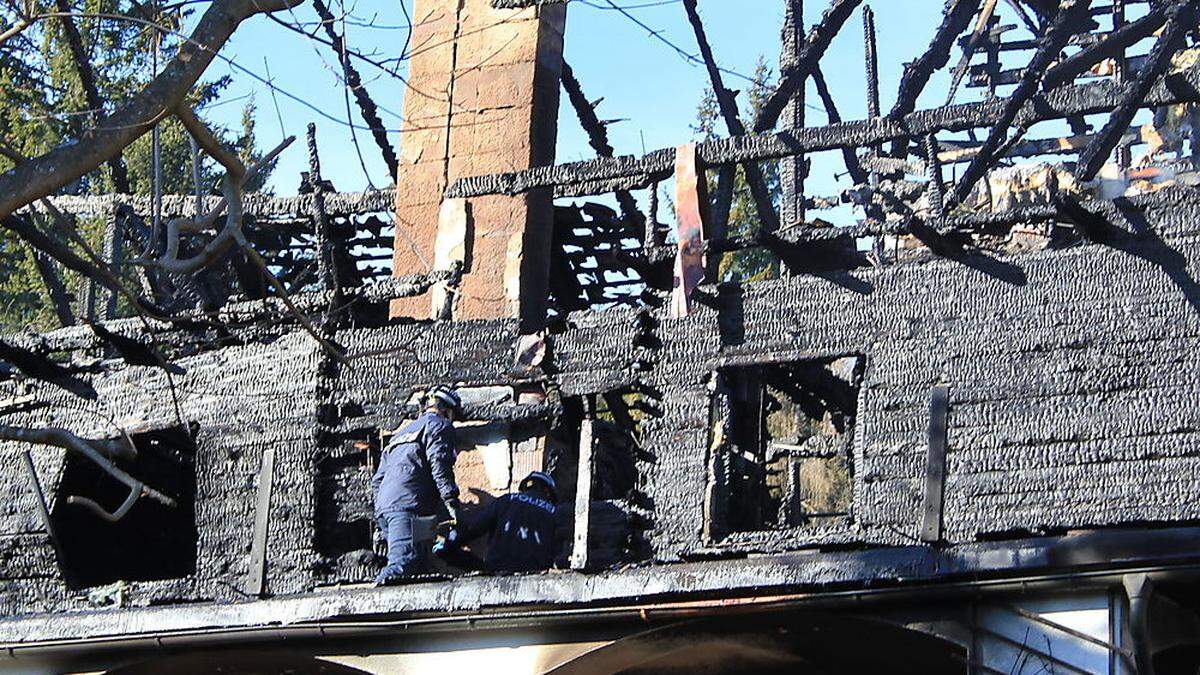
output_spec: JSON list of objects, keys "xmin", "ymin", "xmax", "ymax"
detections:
[{"xmin": 374, "ymin": 510, "xmax": 424, "ymax": 585}]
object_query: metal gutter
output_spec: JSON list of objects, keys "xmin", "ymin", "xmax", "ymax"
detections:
[{"xmin": 5, "ymin": 559, "xmax": 1200, "ymax": 661}]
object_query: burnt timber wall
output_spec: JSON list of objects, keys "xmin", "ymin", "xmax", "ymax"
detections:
[{"xmin": 1, "ymin": 187, "xmax": 1200, "ymax": 620}]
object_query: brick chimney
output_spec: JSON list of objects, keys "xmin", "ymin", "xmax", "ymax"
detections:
[{"xmin": 390, "ymin": 0, "xmax": 565, "ymax": 327}]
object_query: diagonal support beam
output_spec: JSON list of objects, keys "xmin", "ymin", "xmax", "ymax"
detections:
[
  {"xmin": 811, "ymin": 66, "xmax": 869, "ymax": 185},
  {"xmin": 951, "ymin": 0, "xmax": 1094, "ymax": 206},
  {"xmin": 754, "ymin": 0, "xmax": 863, "ymax": 133},
  {"xmin": 559, "ymin": 61, "xmax": 645, "ymax": 232},
  {"xmin": 311, "ymin": 0, "xmax": 398, "ymax": 180},
  {"xmin": 889, "ymin": 0, "xmax": 981, "ymax": 155},
  {"xmin": 683, "ymin": 0, "xmax": 779, "ymax": 233},
  {"xmin": 1075, "ymin": 0, "xmax": 1197, "ymax": 182}
]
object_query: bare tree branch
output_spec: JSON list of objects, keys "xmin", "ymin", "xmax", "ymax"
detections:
[
  {"xmin": 151, "ymin": 134, "xmax": 293, "ymax": 275},
  {"xmin": 0, "ymin": 0, "xmax": 306, "ymax": 221},
  {"xmin": 176, "ymin": 106, "xmax": 245, "ymax": 180},
  {"xmin": 0, "ymin": 425, "xmax": 176, "ymax": 523}
]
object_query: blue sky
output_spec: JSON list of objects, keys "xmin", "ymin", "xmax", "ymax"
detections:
[{"xmin": 204, "ymin": 1, "xmax": 960, "ymax": 197}]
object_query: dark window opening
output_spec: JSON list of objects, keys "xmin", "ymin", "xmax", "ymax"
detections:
[
  {"xmin": 549, "ymin": 392, "xmax": 649, "ymax": 569},
  {"xmin": 313, "ymin": 431, "xmax": 378, "ymax": 583},
  {"xmin": 710, "ymin": 356, "xmax": 863, "ymax": 537},
  {"xmin": 52, "ymin": 425, "xmax": 197, "ymax": 588}
]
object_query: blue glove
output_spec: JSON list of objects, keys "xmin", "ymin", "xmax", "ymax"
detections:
[{"xmin": 433, "ymin": 528, "xmax": 460, "ymax": 558}]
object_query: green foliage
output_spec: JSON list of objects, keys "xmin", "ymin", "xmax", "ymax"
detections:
[
  {"xmin": 692, "ymin": 57, "xmax": 781, "ymax": 283},
  {"xmin": 0, "ymin": 2, "xmax": 275, "ymax": 331}
]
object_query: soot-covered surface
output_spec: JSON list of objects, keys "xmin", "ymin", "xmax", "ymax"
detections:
[{"xmin": 1, "ymin": 188, "xmax": 1200, "ymax": 643}]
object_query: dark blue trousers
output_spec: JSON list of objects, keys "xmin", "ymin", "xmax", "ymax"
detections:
[{"xmin": 374, "ymin": 510, "xmax": 422, "ymax": 585}]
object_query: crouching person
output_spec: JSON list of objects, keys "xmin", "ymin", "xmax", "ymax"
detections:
[
  {"xmin": 372, "ymin": 386, "xmax": 464, "ymax": 586},
  {"xmin": 438, "ymin": 471, "xmax": 559, "ymax": 574}
]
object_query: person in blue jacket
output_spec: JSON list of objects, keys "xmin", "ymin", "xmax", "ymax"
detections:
[
  {"xmin": 438, "ymin": 471, "xmax": 559, "ymax": 574},
  {"xmin": 372, "ymin": 385, "xmax": 463, "ymax": 586}
]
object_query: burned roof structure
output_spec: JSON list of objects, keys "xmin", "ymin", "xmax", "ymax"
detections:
[{"xmin": 4, "ymin": 0, "xmax": 1200, "ymax": 672}]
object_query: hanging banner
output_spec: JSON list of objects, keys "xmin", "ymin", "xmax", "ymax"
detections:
[{"xmin": 671, "ymin": 143, "xmax": 709, "ymax": 318}]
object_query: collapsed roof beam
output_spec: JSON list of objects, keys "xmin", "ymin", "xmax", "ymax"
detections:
[
  {"xmin": 1075, "ymin": 0, "xmax": 1198, "ymax": 181},
  {"xmin": 446, "ymin": 59, "xmax": 1200, "ymax": 201},
  {"xmin": 754, "ymin": 0, "xmax": 863, "ymax": 133},
  {"xmin": 682, "ymin": 0, "xmax": 779, "ymax": 233},
  {"xmin": 950, "ymin": 0, "xmax": 1094, "ymax": 206},
  {"xmin": 559, "ymin": 61, "xmax": 645, "ymax": 232}
]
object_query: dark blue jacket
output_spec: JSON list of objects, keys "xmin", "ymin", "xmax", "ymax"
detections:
[
  {"xmin": 373, "ymin": 412, "xmax": 459, "ymax": 516},
  {"xmin": 459, "ymin": 492, "xmax": 558, "ymax": 573}
]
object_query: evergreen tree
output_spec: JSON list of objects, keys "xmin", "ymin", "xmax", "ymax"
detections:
[{"xmin": 693, "ymin": 57, "xmax": 781, "ymax": 283}]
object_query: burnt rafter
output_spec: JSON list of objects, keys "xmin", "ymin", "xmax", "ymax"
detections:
[
  {"xmin": 682, "ymin": 0, "xmax": 779, "ymax": 233},
  {"xmin": 950, "ymin": 0, "xmax": 1094, "ymax": 206},
  {"xmin": 811, "ymin": 66, "xmax": 869, "ymax": 185},
  {"xmin": 1075, "ymin": 0, "xmax": 1198, "ymax": 182},
  {"xmin": 310, "ymin": 0, "xmax": 398, "ymax": 180},
  {"xmin": 1042, "ymin": 4, "xmax": 1168, "ymax": 90},
  {"xmin": 754, "ymin": 0, "xmax": 863, "ymax": 133},
  {"xmin": 559, "ymin": 61, "xmax": 645, "ymax": 232},
  {"xmin": 889, "ymin": 0, "xmax": 982, "ymax": 156}
]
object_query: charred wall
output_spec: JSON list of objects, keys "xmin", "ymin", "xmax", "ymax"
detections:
[
  {"xmin": 2, "ymin": 187, "xmax": 1200, "ymax": 618},
  {"xmin": 639, "ymin": 186, "xmax": 1200, "ymax": 559}
]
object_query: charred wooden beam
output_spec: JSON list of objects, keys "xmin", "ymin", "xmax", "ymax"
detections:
[
  {"xmin": 951, "ymin": 0, "xmax": 1094, "ymax": 206},
  {"xmin": 863, "ymin": 5, "xmax": 881, "ymax": 121},
  {"xmin": 307, "ymin": 124, "xmax": 340, "ymax": 296},
  {"xmin": 1043, "ymin": 5, "xmax": 1167, "ymax": 89},
  {"xmin": 89, "ymin": 322, "xmax": 180, "ymax": 372},
  {"xmin": 448, "ymin": 59, "xmax": 1200, "ymax": 201},
  {"xmin": 1075, "ymin": 0, "xmax": 1197, "ymax": 182},
  {"xmin": 310, "ymin": 0, "xmax": 398, "ymax": 180},
  {"xmin": 683, "ymin": 0, "xmax": 779, "ymax": 233},
  {"xmin": 559, "ymin": 61, "xmax": 644, "ymax": 232},
  {"xmin": 780, "ymin": 0, "xmax": 807, "ymax": 227},
  {"xmin": 812, "ymin": 66, "xmax": 869, "ymax": 185},
  {"xmin": 755, "ymin": 0, "xmax": 863, "ymax": 132},
  {"xmin": 924, "ymin": 134, "xmax": 946, "ymax": 221}
]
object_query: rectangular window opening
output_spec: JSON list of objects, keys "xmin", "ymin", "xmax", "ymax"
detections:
[
  {"xmin": 51, "ymin": 425, "xmax": 198, "ymax": 589},
  {"xmin": 710, "ymin": 355, "xmax": 863, "ymax": 538}
]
